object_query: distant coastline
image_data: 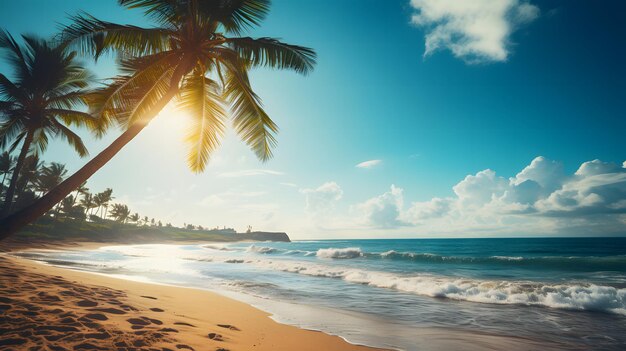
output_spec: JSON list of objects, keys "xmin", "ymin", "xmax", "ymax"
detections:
[{"xmin": 2, "ymin": 216, "xmax": 289, "ymax": 250}]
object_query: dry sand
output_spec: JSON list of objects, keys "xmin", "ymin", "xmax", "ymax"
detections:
[{"xmin": 0, "ymin": 252, "xmax": 384, "ymax": 351}]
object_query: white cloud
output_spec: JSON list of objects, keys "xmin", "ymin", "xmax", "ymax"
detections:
[
  {"xmin": 300, "ymin": 182, "xmax": 344, "ymax": 215},
  {"xmin": 357, "ymin": 156, "xmax": 626, "ymax": 235},
  {"xmin": 356, "ymin": 159, "xmax": 382, "ymax": 169},
  {"xmin": 409, "ymin": 0, "xmax": 539, "ymax": 63},
  {"xmin": 218, "ymin": 169, "xmax": 284, "ymax": 178},
  {"xmin": 357, "ymin": 185, "xmax": 409, "ymax": 228}
]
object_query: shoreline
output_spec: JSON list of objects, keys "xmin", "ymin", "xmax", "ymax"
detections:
[
  {"xmin": 2, "ymin": 240, "xmax": 586, "ymax": 351},
  {"xmin": 1, "ymin": 250, "xmax": 386, "ymax": 351}
]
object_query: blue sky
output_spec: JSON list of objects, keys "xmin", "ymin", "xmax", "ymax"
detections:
[{"xmin": 1, "ymin": 0, "xmax": 625, "ymax": 238}]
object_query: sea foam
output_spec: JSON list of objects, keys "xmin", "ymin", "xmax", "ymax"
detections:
[{"xmin": 248, "ymin": 258, "xmax": 626, "ymax": 315}]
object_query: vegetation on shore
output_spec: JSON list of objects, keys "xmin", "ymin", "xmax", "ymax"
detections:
[
  {"xmin": 0, "ymin": 152, "xmax": 281, "ymax": 242},
  {"xmin": 17, "ymin": 215, "xmax": 290, "ymax": 244}
]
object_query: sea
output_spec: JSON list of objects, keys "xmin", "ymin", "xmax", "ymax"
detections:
[{"xmin": 15, "ymin": 237, "xmax": 626, "ymax": 350}]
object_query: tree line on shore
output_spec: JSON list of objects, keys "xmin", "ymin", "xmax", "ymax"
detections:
[{"xmin": 0, "ymin": 151, "xmax": 219, "ymax": 229}]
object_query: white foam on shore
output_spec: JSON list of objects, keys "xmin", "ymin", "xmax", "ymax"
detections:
[{"xmin": 248, "ymin": 259, "xmax": 626, "ymax": 315}]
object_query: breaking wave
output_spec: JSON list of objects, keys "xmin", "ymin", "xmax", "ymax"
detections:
[
  {"xmin": 316, "ymin": 247, "xmax": 363, "ymax": 259},
  {"xmin": 248, "ymin": 259, "xmax": 626, "ymax": 315}
]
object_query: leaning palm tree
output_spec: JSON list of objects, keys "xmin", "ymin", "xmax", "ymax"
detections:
[
  {"xmin": 0, "ymin": 31, "xmax": 95, "ymax": 216},
  {"xmin": 0, "ymin": 0, "xmax": 315, "ymax": 239}
]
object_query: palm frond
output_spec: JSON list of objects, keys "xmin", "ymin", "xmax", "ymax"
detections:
[
  {"xmin": 177, "ymin": 67, "xmax": 226, "ymax": 172},
  {"xmin": 31, "ymin": 128, "xmax": 49, "ymax": 156},
  {"xmin": 51, "ymin": 120, "xmax": 89, "ymax": 157},
  {"xmin": 118, "ymin": 0, "xmax": 182, "ymax": 26},
  {"xmin": 46, "ymin": 108, "xmax": 98, "ymax": 130},
  {"xmin": 6, "ymin": 131, "xmax": 26, "ymax": 153},
  {"xmin": 0, "ymin": 30, "xmax": 30, "ymax": 82},
  {"xmin": 83, "ymin": 52, "xmax": 178, "ymax": 135},
  {"xmin": 0, "ymin": 118, "xmax": 25, "ymax": 150},
  {"xmin": 62, "ymin": 12, "xmax": 171, "ymax": 59},
  {"xmin": 227, "ymin": 37, "xmax": 316, "ymax": 75},
  {"xmin": 221, "ymin": 59, "xmax": 277, "ymax": 162},
  {"xmin": 200, "ymin": 0, "xmax": 270, "ymax": 35},
  {"xmin": 0, "ymin": 73, "xmax": 26, "ymax": 103}
]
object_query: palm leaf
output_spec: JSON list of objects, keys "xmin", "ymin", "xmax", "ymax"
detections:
[
  {"xmin": 200, "ymin": 0, "xmax": 270, "ymax": 35},
  {"xmin": 62, "ymin": 12, "xmax": 171, "ymax": 59},
  {"xmin": 177, "ymin": 67, "xmax": 226, "ymax": 172},
  {"xmin": 51, "ymin": 120, "xmax": 89, "ymax": 157},
  {"xmin": 227, "ymin": 37, "xmax": 316, "ymax": 75},
  {"xmin": 220, "ymin": 58, "xmax": 278, "ymax": 162}
]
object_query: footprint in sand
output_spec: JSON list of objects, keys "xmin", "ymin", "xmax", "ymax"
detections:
[
  {"xmin": 150, "ymin": 307, "xmax": 164, "ymax": 312},
  {"xmin": 176, "ymin": 344, "xmax": 195, "ymax": 350},
  {"xmin": 83, "ymin": 313, "xmax": 108, "ymax": 321},
  {"xmin": 76, "ymin": 299, "xmax": 98, "ymax": 307},
  {"xmin": 140, "ymin": 295, "xmax": 158, "ymax": 300},
  {"xmin": 217, "ymin": 324, "xmax": 241, "ymax": 331},
  {"xmin": 207, "ymin": 333, "xmax": 224, "ymax": 341},
  {"xmin": 126, "ymin": 318, "xmax": 151, "ymax": 326}
]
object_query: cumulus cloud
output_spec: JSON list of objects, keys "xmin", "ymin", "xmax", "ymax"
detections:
[
  {"xmin": 357, "ymin": 185, "xmax": 410, "ymax": 228},
  {"xmin": 359, "ymin": 156, "xmax": 626, "ymax": 235},
  {"xmin": 356, "ymin": 160, "xmax": 382, "ymax": 169},
  {"xmin": 300, "ymin": 182, "xmax": 344, "ymax": 215},
  {"xmin": 409, "ymin": 0, "xmax": 540, "ymax": 63}
]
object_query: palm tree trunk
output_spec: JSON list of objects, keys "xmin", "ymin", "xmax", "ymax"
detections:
[
  {"xmin": 0, "ymin": 67, "xmax": 188, "ymax": 240},
  {"xmin": 1, "ymin": 129, "xmax": 34, "ymax": 217}
]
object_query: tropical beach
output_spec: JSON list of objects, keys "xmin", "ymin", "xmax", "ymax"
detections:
[{"xmin": 1, "ymin": 0, "xmax": 625, "ymax": 350}]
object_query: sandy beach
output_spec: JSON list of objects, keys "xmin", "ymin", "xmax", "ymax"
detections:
[{"xmin": 0, "ymin": 243, "xmax": 383, "ymax": 351}]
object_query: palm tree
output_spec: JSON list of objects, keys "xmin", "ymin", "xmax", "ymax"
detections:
[
  {"xmin": 0, "ymin": 0, "xmax": 315, "ymax": 239},
  {"xmin": 79, "ymin": 192, "xmax": 97, "ymax": 217},
  {"xmin": 129, "ymin": 212, "xmax": 139, "ymax": 224},
  {"xmin": 59, "ymin": 195, "xmax": 86, "ymax": 220},
  {"xmin": 101, "ymin": 188, "xmax": 113, "ymax": 213},
  {"xmin": 0, "ymin": 151, "xmax": 14, "ymax": 190},
  {"xmin": 71, "ymin": 181, "xmax": 89, "ymax": 207},
  {"xmin": 35, "ymin": 162, "xmax": 68, "ymax": 196},
  {"xmin": 0, "ymin": 31, "xmax": 95, "ymax": 217},
  {"xmin": 14, "ymin": 155, "xmax": 43, "ymax": 202},
  {"xmin": 93, "ymin": 188, "xmax": 113, "ymax": 217},
  {"xmin": 109, "ymin": 203, "xmax": 130, "ymax": 223}
]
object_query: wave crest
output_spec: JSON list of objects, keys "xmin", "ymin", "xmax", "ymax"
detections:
[{"xmin": 316, "ymin": 247, "xmax": 363, "ymax": 259}]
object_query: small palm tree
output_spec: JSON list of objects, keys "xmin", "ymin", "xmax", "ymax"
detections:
[
  {"xmin": 0, "ymin": 0, "xmax": 316, "ymax": 238},
  {"xmin": 35, "ymin": 162, "xmax": 68, "ymax": 196},
  {"xmin": 59, "ymin": 195, "xmax": 86, "ymax": 220},
  {"xmin": 109, "ymin": 203, "xmax": 130, "ymax": 223},
  {"xmin": 0, "ymin": 31, "xmax": 95, "ymax": 217},
  {"xmin": 129, "ymin": 212, "xmax": 140, "ymax": 224},
  {"xmin": 71, "ymin": 181, "xmax": 89, "ymax": 207},
  {"xmin": 95, "ymin": 188, "xmax": 114, "ymax": 217},
  {"xmin": 79, "ymin": 192, "xmax": 97, "ymax": 217},
  {"xmin": 14, "ymin": 155, "xmax": 43, "ymax": 202}
]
